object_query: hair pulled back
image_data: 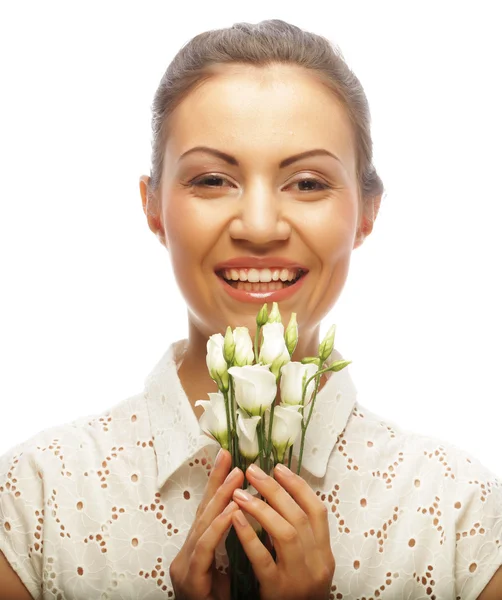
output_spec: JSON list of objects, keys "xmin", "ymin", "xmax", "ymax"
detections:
[{"xmin": 148, "ymin": 19, "xmax": 384, "ymax": 207}]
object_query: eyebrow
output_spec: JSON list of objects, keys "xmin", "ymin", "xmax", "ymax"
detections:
[{"xmin": 178, "ymin": 146, "xmax": 342, "ymax": 168}]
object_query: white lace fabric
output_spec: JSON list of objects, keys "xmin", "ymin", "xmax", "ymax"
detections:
[{"xmin": 0, "ymin": 338, "xmax": 500, "ymax": 599}]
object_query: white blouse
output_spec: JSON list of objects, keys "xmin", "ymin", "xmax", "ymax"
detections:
[{"xmin": 1, "ymin": 338, "xmax": 501, "ymax": 599}]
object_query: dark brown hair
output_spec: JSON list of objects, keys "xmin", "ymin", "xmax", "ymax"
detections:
[{"xmin": 148, "ymin": 19, "xmax": 384, "ymax": 207}]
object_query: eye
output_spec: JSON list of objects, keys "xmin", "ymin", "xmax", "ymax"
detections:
[
  {"xmin": 184, "ymin": 174, "xmax": 331, "ymax": 192},
  {"xmin": 187, "ymin": 175, "xmax": 234, "ymax": 189},
  {"xmin": 291, "ymin": 177, "xmax": 331, "ymax": 192}
]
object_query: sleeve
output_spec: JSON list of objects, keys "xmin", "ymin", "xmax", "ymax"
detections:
[
  {"xmin": 447, "ymin": 446, "xmax": 502, "ymax": 600},
  {"xmin": 0, "ymin": 441, "xmax": 45, "ymax": 600}
]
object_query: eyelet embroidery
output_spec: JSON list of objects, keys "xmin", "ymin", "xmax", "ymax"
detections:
[{"xmin": 0, "ymin": 340, "xmax": 500, "ymax": 599}]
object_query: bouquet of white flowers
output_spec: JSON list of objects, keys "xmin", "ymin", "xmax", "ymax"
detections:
[{"xmin": 196, "ymin": 302, "xmax": 351, "ymax": 599}]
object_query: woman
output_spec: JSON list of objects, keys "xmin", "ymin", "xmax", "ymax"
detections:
[{"xmin": 1, "ymin": 19, "xmax": 501, "ymax": 600}]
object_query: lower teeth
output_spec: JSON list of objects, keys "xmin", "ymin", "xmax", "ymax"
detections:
[{"xmin": 225, "ymin": 278, "xmax": 300, "ymax": 291}]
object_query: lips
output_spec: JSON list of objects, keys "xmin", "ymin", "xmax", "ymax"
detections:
[{"xmin": 216, "ymin": 269, "xmax": 309, "ymax": 303}]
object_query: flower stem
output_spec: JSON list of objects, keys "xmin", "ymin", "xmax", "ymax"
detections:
[
  {"xmin": 222, "ymin": 389, "xmax": 234, "ymax": 469},
  {"xmin": 242, "ymin": 458, "xmax": 250, "ymax": 490},
  {"xmin": 287, "ymin": 445, "xmax": 293, "ymax": 469},
  {"xmin": 257, "ymin": 418, "xmax": 266, "ymax": 472},
  {"xmin": 229, "ymin": 378, "xmax": 239, "ymax": 470},
  {"xmin": 265, "ymin": 403, "xmax": 275, "ymax": 472},
  {"xmin": 297, "ymin": 371, "xmax": 322, "ymax": 474},
  {"xmin": 254, "ymin": 325, "xmax": 261, "ymax": 364}
]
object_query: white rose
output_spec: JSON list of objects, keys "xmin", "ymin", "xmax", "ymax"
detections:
[
  {"xmin": 228, "ymin": 364, "xmax": 277, "ymax": 417},
  {"xmin": 206, "ymin": 333, "xmax": 229, "ymax": 391},
  {"xmin": 271, "ymin": 404, "xmax": 304, "ymax": 462},
  {"xmin": 236, "ymin": 409, "xmax": 261, "ymax": 461},
  {"xmin": 259, "ymin": 322, "xmax": 291, "ymax": 377},
  {"xmin": 194, "ymin": 392, "xmax": 229, "ymax": 449},
  {"xmin": 280, "ymin": 361, "xmax": 319, "ymax": 406},
  {"xmin": 233, "ymin": 327, "xmax": 255, "ymax": 366}
]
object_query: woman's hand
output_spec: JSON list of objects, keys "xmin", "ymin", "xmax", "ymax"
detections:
[
  {"xmin": 231, "ymin": 462, "xmax": 335, "ymax": 600},
  {"xmin": 169, "ymin": 449, "xmax": 243, "ymax": 600}
]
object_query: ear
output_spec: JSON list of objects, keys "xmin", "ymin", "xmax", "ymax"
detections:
[
  {"xmin": 353, "ymin": 193, "xmax": 382, "ymax": 249},
  {"xmin": 139, "ymin": 175, "xmax": 167, "ymax": 249}
]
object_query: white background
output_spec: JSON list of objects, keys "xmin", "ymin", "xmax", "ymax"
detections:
[{"xmin": 0, "ymin": 1, "xmax": 500, "ymax": 475}]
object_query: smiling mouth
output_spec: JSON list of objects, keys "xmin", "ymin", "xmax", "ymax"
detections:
[{"xmin": 216, "ymin": 269, "xmax": 307, "ymax": 291}]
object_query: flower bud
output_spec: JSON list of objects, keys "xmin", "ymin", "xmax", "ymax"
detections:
[
  {"xmin": 284, "ymin": 312, "xmax": 298, "ymax": 357},
  {"xmin": 301, "ymin": 356, "xmax": 320, "ymax": 365},
  {"xmin": 223, "ymin": 326, "xmax": 235, "ymax": 365},
  {"xmin": 318, "ymin": 324, "xmax": 336, "ymax": 363},
  {"xmin": 328, "ymin": 359, "xmax": 352, "ymax": 372},
  {"xmin": 256, "ymin": 303, "xmax": 269, "ymax": 327},
  {"xmin": 259, "ymin": 323, "xmax": 291, "ymax": 375},
  {"xmin": 233, "ymin": 327, "xmax": 255, "ymax": 366},
  {"xmin": 206, "ymin": 333, "xmax": 229, "ymax": 392},
  {"xmin": 267, "ymin": 302, "xmax": 282, "ymax": 324},
  {"xmin": 280, "ymin": 361, "xmax": 319, "ymax": 406}
]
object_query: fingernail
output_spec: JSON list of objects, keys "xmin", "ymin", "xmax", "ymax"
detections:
[
  {"xmin": 234, "ymin": 511, "xmax": 249, "ymax": 527},
  {"xmin": 248, "ymin": 464, "xmax": 267, "ymax": 479},
  {"xmin": 222, "ymin": 501, "xmax": 236, "ymax": 515},
  {"xmin": 275, "ymin": 463, "xmax": 294, "ymax": 477},
  {"xmin": 233, "ymin": 488, "xmax": 253, "ymax": 502},
  {"xmin": 224, "ymin": 467, "xmax": 240, "ymax": 484},
  {"xmin": 214, "ymin": 448, "xmax": 224, "ymax": 468}
]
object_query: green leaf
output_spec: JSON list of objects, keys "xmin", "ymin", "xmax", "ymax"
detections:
[
  {"xmin": 328, "ymin": 359, "xmax": 352, "ymax": 371},
  {"xmin": 301, "ymin": 356, "xmax": 319, "ymax": 365}
]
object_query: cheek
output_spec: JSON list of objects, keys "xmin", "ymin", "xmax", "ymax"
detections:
[
  {"xmin": 162, "ymin": 199, "xmax": 212, "ymax": 312},
  {"xmin": 296, "ymin": 201, "xmax": 357, "ymax": 264},
  {"xmin": 163, "ymin": 197, "xmax": 225, "ymax": 296},
  {"xmin": 164, "ymin": 198, "xmax": 216, "ymax": 261}
]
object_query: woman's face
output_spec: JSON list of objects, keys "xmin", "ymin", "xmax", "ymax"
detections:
[{"xmin": 141, "ymin": 63, "xmax": 376, "ymax": 341}]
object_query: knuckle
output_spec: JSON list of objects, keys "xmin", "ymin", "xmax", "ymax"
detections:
[
  {"xmin": 316, "ymin": 500, "xmax": 329, "ymax": 518},
  {"xmin": 295, "ymin": 510, "xmax": 310, "ymax": 527},
  {"xmin": 327, "ymin": 555, "xmax": 336, "ymax": 575},
  {"xmin": 281, "ymin": 525, "xmax": 298, "ymax": 544},
  {"xmin": 193, "ymin": 535, "xmax": 211, "ymax": 557},
  {"xmin": 293, "ymin": 475, "xmax": 310, "ymax": 496},
  {"xmin": 268, "ymin": 479, "xmax": 285, "ymax": 500},
  {"xmin": 169, "ymin": 560, "xmax": 180, "ymax": 582},
  {"xmin": 322, "ymin": 564, "xmax": 334, "ymax": 584},
  {"xmin": 195, "ymin": 502, "xmax": 205, "ymax": 519},
  {"xmin": 259, "ymin": 552, "xmax": 276, "ymax": 575},
  {"xmin": 293, "ymin": 473, "xmax": 307, "ymax": 488},
  {"xmin": 187, "ymin": 519, "xmax": 201, "ymax": 540},
  {"xmin": 270, "ymin": 487, "xmax": 284, "ymax": 504}
]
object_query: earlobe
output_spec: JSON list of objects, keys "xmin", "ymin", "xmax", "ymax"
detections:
[
  {"xmin": 139, "ymin": 175, "xmax": 154, "ymax": 219},
  {"xmin": 139, "ymin": 175, "xmax": 168, "ymax": 248},
  {"xmin": 353, "ymin": 193, "xmax": 382, "ymax": 249}
]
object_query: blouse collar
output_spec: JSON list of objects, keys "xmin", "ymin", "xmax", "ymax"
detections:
[{"xmin": 144, "ymin": 339, "xmax": 357, "ymax": 489}]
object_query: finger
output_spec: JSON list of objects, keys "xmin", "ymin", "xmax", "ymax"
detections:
[
  {"xmin": 231, "ymin": 509, "xmax": 277, "ymax": 584},
  {"xmin": 246, "ymin": 464, "xmax": 318, "ymax": 555},
  {"xmin": 187, "ymin": 465, "xmax": 244, "ymax": 553},
  {"xmin": 185, "ymin": 448, "xmax": 231, "ymax": 540},
  {"xmin": 273, "ymin": 463, "xmax": 332, "ymax": 559},
  {"xmin": 197, "ymin": 448, "xmax": 232, "ymax": 515},
  {"xmin": 190, "ymin": 501, "xmax": 239, "ymax": 579},
  {"xmin": 232, "ymin": 488, "xmax": 305, "ymax": 571}
]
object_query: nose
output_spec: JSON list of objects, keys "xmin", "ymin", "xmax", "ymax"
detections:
[{"xmin": 228, "ymin": 183, "xmax": 291, "ymax": 245}]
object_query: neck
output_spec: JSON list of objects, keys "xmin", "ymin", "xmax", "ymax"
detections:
[{"xmin": 177, "ymin": 317, "xmax": 327, "ymax": 418}]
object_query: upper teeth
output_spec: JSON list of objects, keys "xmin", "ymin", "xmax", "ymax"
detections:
[{"xmin": 222, "ymin": 268, "xmax": 302, "ymax": 283}]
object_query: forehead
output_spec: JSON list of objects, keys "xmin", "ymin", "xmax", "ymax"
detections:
[{"xmin": 164, "ymin": 63, "xmax": 356, "ymax": 177}]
